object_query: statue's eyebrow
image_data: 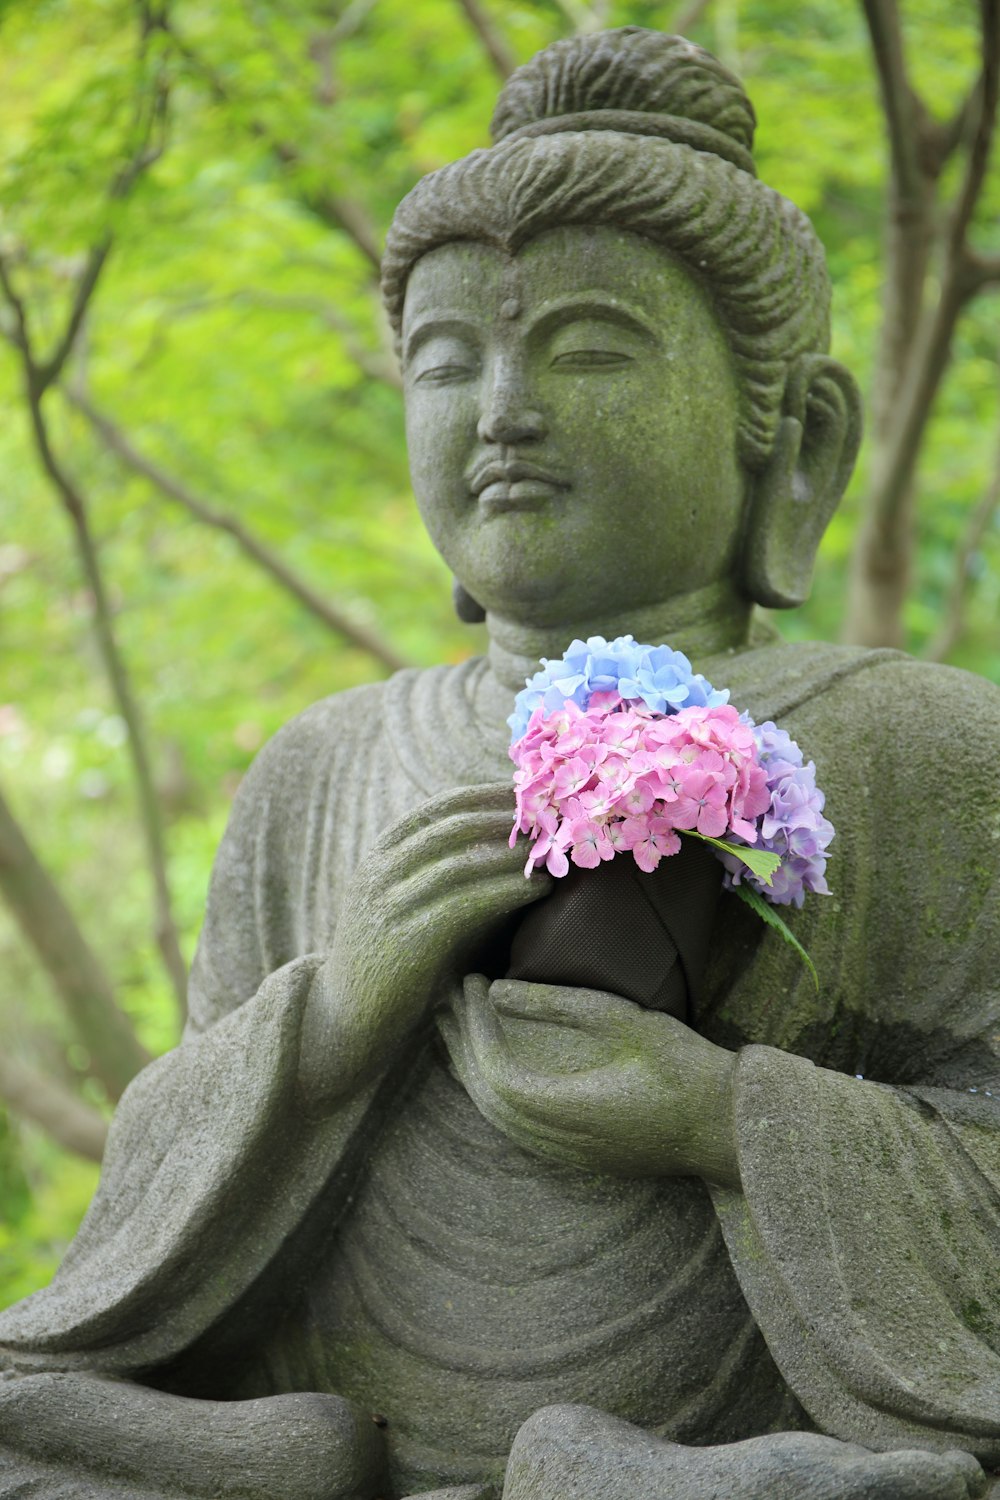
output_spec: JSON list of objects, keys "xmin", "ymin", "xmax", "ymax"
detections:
[
  {"xmin": 525, "ymin": 295, "xmax": 661, "ymax": 348},
  {"xmin": 402, "ymin": 315, "xmax": 479, "ymax": 365}
]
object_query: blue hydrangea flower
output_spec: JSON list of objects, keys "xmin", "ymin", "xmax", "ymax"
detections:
[{"xmin": 507, "ymin": 635, "xmax": 728, "ymax": 742}]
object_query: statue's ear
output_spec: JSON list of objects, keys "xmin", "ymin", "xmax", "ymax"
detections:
[{"xmin": 741, "ymin": 355, "xmax": 862, "ymax": 609}]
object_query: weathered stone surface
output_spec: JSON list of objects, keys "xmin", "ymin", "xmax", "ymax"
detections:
[
  {"xmin": 1, "ymin": 24, "xmax": 998, "ymax": 1500},
  {"xmin": 0, "ymin": 1375, "xmax": 385, "ymax": 1499},
  {"xmin": 503, "ymin": 1405, "xmax": 989, "ymax": 1499}
]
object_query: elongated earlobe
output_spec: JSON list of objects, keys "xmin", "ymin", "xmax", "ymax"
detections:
[
  {"xmin": 742, "ymin": 356, "xmax": 862, "ymax": 609},
  {"xmin": 453, "ymin": 578, "xmax": 487, "ymax": 623}
]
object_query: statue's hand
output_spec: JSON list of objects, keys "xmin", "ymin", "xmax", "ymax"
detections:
[
  {"xmin": 439, "ymin": 975, "xmax": 740, "ymax": 1189},
  {"xmin": 301, "ymin": 785, "xmax": 550, "ymax": 1107}
]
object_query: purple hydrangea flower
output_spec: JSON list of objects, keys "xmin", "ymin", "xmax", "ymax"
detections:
[{"xmin": 722, "ymin": 721, "xmax": 834, "ymax": 908}]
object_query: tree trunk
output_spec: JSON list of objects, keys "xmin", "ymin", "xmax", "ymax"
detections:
[{"xmin": 0, "ymin": 781, "xmax": 150, "ymax": 1099}]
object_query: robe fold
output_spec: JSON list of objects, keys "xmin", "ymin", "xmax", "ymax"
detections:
[{"xmin": 2, "ymin": 642, "xmax": 1000, "ymax": 1473}]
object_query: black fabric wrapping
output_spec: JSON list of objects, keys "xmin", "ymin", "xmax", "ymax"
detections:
[{"xmin": 507, "ymin": 837, "xmax": 722, "ymax": 1021}]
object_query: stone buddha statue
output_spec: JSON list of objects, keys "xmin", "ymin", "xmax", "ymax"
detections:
[{"xmin": 2, "ymin": 27, "xmax": 999, "ymax": 1500}]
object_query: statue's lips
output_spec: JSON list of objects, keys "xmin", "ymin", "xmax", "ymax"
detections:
[
  {"xmin": 477, "ymin": 479, "xmax": 565, "ymax": 512},
  {"xmin": 470, "ymin": 462, "xmax": 569, "ymax": 513}
]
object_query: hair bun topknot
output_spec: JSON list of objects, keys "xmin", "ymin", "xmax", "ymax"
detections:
[{"xmin": 490, "ymin": 27, "xmax": 756, "ymax": 173}]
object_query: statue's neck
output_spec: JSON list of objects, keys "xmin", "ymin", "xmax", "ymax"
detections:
[{"xmin": 475, "ymin": 584, "xmax": 755, "ymax": 732}]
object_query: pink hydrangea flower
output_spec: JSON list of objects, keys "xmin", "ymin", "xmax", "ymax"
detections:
[{"xmin": 509, "ymin": 641, "xmax": 833, "ymax": 917}]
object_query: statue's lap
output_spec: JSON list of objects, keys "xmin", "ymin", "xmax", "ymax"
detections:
[{"xmin": 238, "ymin": 1053, "xmax": 800, "ymax": 1494}]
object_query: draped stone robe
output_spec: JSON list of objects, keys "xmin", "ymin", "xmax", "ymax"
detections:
[{"xmin": 2, "ymin": 642, "xmax": 1000, "ymax": 1494}]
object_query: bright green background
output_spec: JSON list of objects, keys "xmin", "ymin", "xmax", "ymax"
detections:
[{"xmin": 0, "ymin": 0, "xmax": 997, "ymax": 1300}]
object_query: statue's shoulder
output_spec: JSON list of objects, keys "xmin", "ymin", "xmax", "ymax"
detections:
[
  {"xmin": 208, "ymin": 674, "xmax": 407, "ymax": 881},
  {"xmin": 846, "ymin": 650, "xmax": 1000, "ymax": 799},
  {"xmin": 246, "ymin": 662, "xmax": 478, "ymax": 781},
  {"xmin": 225, "ymin": 662, "xmax": 480, "ymax": 832},
  {"xmin": 788, "ymin": 640, "xmax": 1000, "ymax": 735},
  {"xmin": 250, "ymin": 675, "xmax": 396, "ymax": 773},
  {"xmin": 188, "ymin": 670, "xmax": 445, "ymax": 1029},
  {"xmin": 728, "ymin": 638, "xmax": 1000, "ymax": 729},
  {"xmin": 733, "ymin": 643, "xmax": 1000, "ymax": 824}
]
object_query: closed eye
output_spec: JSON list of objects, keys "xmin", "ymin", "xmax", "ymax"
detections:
[
  {"xmin": 414, "ymin": 363, "xmax": 475, "ymax": 384},
  {"xmin": 406, "ymin": 328, "xmax": 480, "ymax": 385},
  {"xmin": 550, "ymin": 349, "xmax": 634, "ymax": 369}
]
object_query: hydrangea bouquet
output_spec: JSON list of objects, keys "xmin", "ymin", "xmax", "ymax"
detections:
[{"xmin": 507, "ymin": 636, "xmax": 833, "ymax": 994}]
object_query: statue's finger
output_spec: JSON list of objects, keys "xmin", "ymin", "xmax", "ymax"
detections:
[
  {"xmin": 436, "ymin": 1000, "xmax": 515, "ymax": 1120},
  {"xmin": 461, "ymin": 971, "xmax": 492, "ymax": 1006},
  {"xmin": 383, "ymin": 782, "xmax": 516, "ymax": 847},
  {"xmin": 387, "ymin": 809, "xmax": 530, "ymax": 880},
  {"xmin": 442, "ymin": 994, "xmax": 601, "ymax": 1155},
  {"xmin": 395, "ymin": 866, "xmax": 550, "ymax": 930},
  {"xmin": 449, "ymin": 977, "xmax": 620, "ymax": 1135},
  {"xmin": 488, "ymin": 977, "xmax": 659, "ymax": 1038}
]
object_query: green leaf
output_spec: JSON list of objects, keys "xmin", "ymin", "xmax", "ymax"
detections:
[
  {"xmin": 732, "ymin": 882, "xmax": 820, "ymax": 993},
  {"xmin": 682, "ymin": 830, "xmax": 781, "ymax": 885}
]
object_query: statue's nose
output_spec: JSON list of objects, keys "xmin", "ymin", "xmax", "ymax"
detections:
[{"xmin": 477, "ymin": 369, "xmax": 547, "ymax": 445}]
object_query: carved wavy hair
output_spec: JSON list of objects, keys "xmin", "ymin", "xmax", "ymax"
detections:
[{"xmin": 382, "ymin": 29, "xmax": 832, "ymax": 471}]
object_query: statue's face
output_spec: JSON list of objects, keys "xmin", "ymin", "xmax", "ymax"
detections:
[{"xmin": 402, "ymin": 225, "xmax": 747, "ymax": 627}]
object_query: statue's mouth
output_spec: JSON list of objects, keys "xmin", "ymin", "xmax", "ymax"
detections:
[{"xmin": 469, "ymin": 460, "xmax": 569, "ymax": 513}]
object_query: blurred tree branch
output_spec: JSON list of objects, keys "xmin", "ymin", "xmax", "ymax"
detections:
[
  {"xmin": 0, "ymin": 50, "xmax": 189, "ymax": 1018},
  {"xmin": 925, "ymin": 427, "xmax": 1000, "ymax": 663},
  {"xmin": 0, "ymin": 1053, "xmax": 108, "ymax": 1163},
  {"xmin": 66, "ymin": 389, "xmax": 411, "ymax": 674},
  {"xmin": 453, "ymin": 0, "xmax": 515, "ymax": 78},
  {"xmin": 164, "ymin": 18, "xmax": 383, "ymax": 274},
  {"xmin": 929, "ymin": 74, "xmax": 984, "ymax": 170},
  {"xmin": 547, "ymin": 0, "xmax": 607, "ymax": 34},
  {"xmin": 0, "ymin": 781, "xmax": 150, "ymax": 1099},
  {"xmin": 11, "ymin": 31, "xmax": 168, "ymax": 399},
  {"xmin": 960, "ymin": 250, "xmax": 1000, "ymax": 294},
  {"xmin": 224, "ymin": 288, "xmax": 401, "ymax": 387},
  {"xmin": 672, "ymin": 0, "xmax": 712, "ymax": 35},
  {"xmin": 844, "ymin": 0, "xmax": 1000, "ymax": 648},
  {"xmin": 327, "ymin": 0, "xmax": 379, "ymax": 47},
  {"xmin": 272, "ymin": 143, "xmax": 384, "ymax": 272}
]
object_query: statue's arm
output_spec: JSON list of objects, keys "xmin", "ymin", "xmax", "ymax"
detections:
[
  {"xmin": 294, "ymin": 782, "xmax": 551, "ymax": 1114},
  {"xmin": 0, "ymin": 690, "xmax": 412, "ymax": 1496},
  {"xmin": 183, "ymin": 684, "xmax": 551, "ymax": 1113},
  {"xmin": 0, "ymin": 683, "xmax": 549, "ymax": 1495},
  {"xmin": 439, "ymin": 970, "xmax": 1000, "ymax": 1465},
  {"xmin": 0, "ymin": 686, "xmax": 514, "ymax": 1375},
  {"xmin": 712, "ymin": 1040, "xmax": 1000, "ymax": 1465},
  {"xmin": 711, "ymin": 659, "xmax": 1000, "ymax": 1463}
]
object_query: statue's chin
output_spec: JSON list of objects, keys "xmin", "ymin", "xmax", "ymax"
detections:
[
  {"xmin": 483, "ymin": 598, "xmax": 614, "ymax": 636},
  {"xmin": 458, "ymin": 559, "xmax": 646, "ymax": 629},
  {"xmin": 454, "ymin": 575, "xmax": 586, "ymax": 630},
  {"xmin": 473, "ymin": 588, "xmax": 675, "ymax": 637}
]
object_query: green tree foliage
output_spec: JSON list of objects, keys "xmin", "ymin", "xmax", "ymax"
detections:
[{"xmin": 0, "ymin": 0, "xmax": 997, "ymax": 1297}]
